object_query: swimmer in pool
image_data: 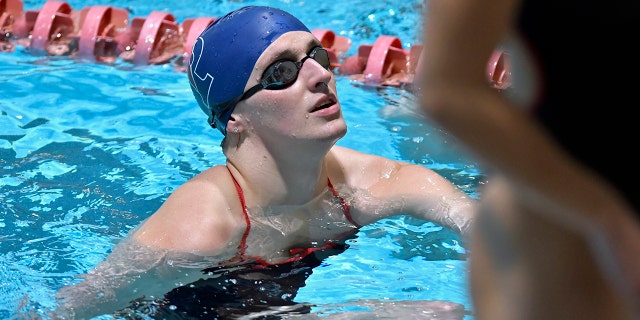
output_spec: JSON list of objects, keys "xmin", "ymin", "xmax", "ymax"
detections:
[{"xmin": 54, "ymin": 6, "xmax": 476, "ymax": 319}]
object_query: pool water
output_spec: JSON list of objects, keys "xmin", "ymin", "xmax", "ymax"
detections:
[{"xmin": 0, "ymin": 0, "xmax": 484, "ymax": 318}]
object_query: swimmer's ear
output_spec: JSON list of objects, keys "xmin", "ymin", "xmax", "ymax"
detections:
[
  {"xmin": 228, "ymin": 114, "xmax": 241, "ymax": 126},
  {"xmin": 227, "ymin": 116, "xmax": 242, "ymax": 134}
]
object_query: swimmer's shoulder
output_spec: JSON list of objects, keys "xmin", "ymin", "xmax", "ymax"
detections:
[
  {"xmin": 327, "ymin": 145, "xmax": 402, "ymax": 188},
  {"xmin": 328, "ymin": 145, "xmax": 386, "ymax": 167},
  {"xmin": 327, "ymin": 145, "xmax": 451, "ymax": 197},
  {"xmin": 132, "ymin": 165, "xmax": 247, "ymax": 256}
]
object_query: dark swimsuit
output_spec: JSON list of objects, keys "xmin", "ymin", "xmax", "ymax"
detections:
[{"xmin": 125, "ymin": 174, "xmax": 361, "ymax": 319}]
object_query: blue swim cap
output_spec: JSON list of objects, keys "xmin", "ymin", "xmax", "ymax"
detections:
[{"xmin": 188, "ymin": 6, "xmax": 310, "ymax": 135}]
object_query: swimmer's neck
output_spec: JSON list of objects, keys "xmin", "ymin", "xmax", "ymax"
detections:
[{"xmin": 225, "ymin": 142, "xmax": 336, "ymax": 207}]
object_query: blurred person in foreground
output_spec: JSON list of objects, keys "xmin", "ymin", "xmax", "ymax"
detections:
[
  {"xmin": 420, "ymin": 0, "xmax": 640, "ymax": 319},
  {"xmin": 53, "ymin": 5, "xmax": 475, "ymax": 319}
]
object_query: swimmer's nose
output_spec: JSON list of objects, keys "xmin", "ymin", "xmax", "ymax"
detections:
[{"xmin": 303, "ymin": 58, "xmax": 333, "ymax": 90}]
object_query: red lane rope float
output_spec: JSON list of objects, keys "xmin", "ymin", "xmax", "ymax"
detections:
[
  {"xmin": 29, "ymin": 1, "xmax": 77, "ymax": 56},
  {"xmin": 311, "ymin": 29, "xmax": 351, "ymax": 69},
  {"xmin": 0, "ymin": 0, "xmax": 23, "ymax": 52},
  {"xmin": 77, "ymin": 5, "xmax": 129, "ymax": 62},
  {"xmin": 361, "ymin": 35, "xmax": 407, "ymax": 86},
  {"xmin": 339, "ymin": 35, "xmax": 415, "ymax": 87},
  {"xmin": 10, "ymin": 2, "xmax": 35, "ymax": 41},
  {"xmin": 339, "ymin": 34, "xmax": 511, "ymax": 90},
  {"xmin": 177, "ymin": 16, "xmax": 215, "ymax": 70},
  {"xmin": 1, "ymin": 0, "xmax": 508, "ymax": 91},
  {"xmin": 2, "ymin": 0, "xmax": 349, "ymax": 73},
  {"xmin": 123, "ymin": 11, "xmax": 182, "ymax": 65}
]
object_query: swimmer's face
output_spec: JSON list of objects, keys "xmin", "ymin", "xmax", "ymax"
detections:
[
  {"xmin": 234, "ymin": 31, "xmax": 347, "ymax": 143},
  {"xmin": 233, "ymin": 45, "xmax": 331, "ymax": 102}
]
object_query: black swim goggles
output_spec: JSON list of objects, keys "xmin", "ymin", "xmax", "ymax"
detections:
[
  {"xmin": 221, "ymin": 46, "xmax": 331, "ymax": 109},
  {"xmin": 244, "ymin": 46, "xmax": 331, "ymax": 99}
]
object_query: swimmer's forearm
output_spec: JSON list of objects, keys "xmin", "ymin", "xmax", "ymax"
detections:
[
  {"xmin": 392, "ymin": 164, "xmax": 477, "ymax": 236},
  {"xmin": 55, "ymin": 262, "xmax": 215, "ymax": 318},
  {"xmin": 404, "ymin": 192, "xmax": 476, "ymax": 237},
  {"xmin": 54, "ymin": 240, "xmax": 172, "ymax": 317},
  {"xmin": 439, "ymin": 198, "xmax": 476, "ymax": 238},
  {"xmin": 54, "ymin": 274, "xmax": 133, "ymax": 318}
]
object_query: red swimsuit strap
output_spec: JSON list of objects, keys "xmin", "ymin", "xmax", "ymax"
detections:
[
  {"xmin": 327, "ymin": 178, "xmax": 360, "ymax": 228},
  {"xmin": 229, "ymin": 171, "xmax": 251, "ymax": 257}
]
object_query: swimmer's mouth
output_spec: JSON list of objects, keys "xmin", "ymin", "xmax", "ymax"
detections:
[
  {"xmin": 311, "ymin": 96, "xmax": 337, "ymax": 112},
  {"xmin": 311, "ymin": 102, "xmax": 333, "ymax": 112}
]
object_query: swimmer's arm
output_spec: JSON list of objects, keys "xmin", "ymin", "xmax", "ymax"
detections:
[
  {"xmin": 332, "ymin": 146, "xmax": 476, "ymax": 236},
  {"xmin": 379, "ymin": 160, "xmax": 476, "ymax": 236},
  {"xmin": 54, "ymin": 239, "xmax": 168, "ymax": 318},
  {"xmin": 54, "ymin": 238, "xmax": 222, "ymax": 319},
  {"xmin": 55, "ymin": 168, "xmax": 244, "ymax": 317}
]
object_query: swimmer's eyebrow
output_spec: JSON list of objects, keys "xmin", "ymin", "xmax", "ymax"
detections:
[{"xmin": 271, "ymin": 39, "xmax": 323, "ymax": 60}]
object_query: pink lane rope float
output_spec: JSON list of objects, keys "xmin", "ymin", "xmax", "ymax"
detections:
[{"xmin": 0, "ymin": 0, "xmax": 510, "ymax": 89}]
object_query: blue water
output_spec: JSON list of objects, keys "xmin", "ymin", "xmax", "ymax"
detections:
[{"xmin": 0, "ymin": 0, "xmax": 484, "ymax": 318}]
